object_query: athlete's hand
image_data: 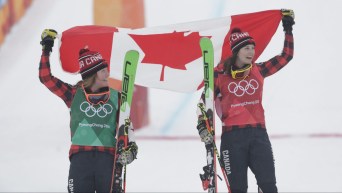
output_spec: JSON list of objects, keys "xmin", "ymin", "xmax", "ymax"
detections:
[
  {"xmin": 281, "ymin": 9, "xmax": 295, "ymax": 33},
  {"xmin": 117, "ymin": 142, "xmax": 138, "ymax": 165},
  {"xmin": 40, "ymin": 29, "xmax": 57, "ymax": 52},
  {"xmin": 197, "ymin": 119, "xmax": 214, "ymax": 145}
]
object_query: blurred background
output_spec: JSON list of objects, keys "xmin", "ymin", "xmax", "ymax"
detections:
[{"xmin": 0, "ymin": 0, "xmax": 341, "ymax": 192}]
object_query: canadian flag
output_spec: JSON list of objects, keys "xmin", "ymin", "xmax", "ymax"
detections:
[{"xmin": 59, "ymin": 10, "xmax": 282, "ymax": 93}]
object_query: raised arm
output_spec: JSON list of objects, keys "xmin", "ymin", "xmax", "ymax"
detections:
[
  {"xmin": 39, "ymin": 29, "xmax": 76, "ymax": 108},
  {"xmin": 257, "ymin": 9, "xmax": 295, "ymax": 78}
]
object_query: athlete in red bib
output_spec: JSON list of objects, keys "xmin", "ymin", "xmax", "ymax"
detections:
[{"xmin": 197, "ymin": 9, "xmax": 295, "ymax": 193}]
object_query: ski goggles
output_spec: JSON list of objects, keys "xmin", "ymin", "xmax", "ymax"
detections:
[
  {"xmin": 231, "ymin": 64, "xmax": 252, "ymax": 79},
  {"xmin": 82, "ymin": 85, "xmax": 110, "ymax": 105}
]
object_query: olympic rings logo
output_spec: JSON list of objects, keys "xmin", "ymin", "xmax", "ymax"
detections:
[
  {"xmin": 228, "ymin": 79, "xmax": 259, "ymax": 97},
  {"xmin": 80, "ymin": 101, "xmax": 113, "ymax": 118}
]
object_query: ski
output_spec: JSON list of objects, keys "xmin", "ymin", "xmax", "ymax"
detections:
[
  {"xmin": 199, "ymin": 37, "xmax": 217, "ymax": 193},
  {"xmin": 110, "ymin": 50, "xmax": 139, "ymax": 193},
  {"xmin": 199, "ymin": 37, "xmax": 232, "ymax": 193}
]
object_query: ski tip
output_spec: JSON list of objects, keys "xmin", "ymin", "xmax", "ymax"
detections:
[
  {"xmin": 126, "ymin": 50, "xmax": 140, "ymax": 57},
  {"xmin": 200, "ymin": 37, "xmax": 210, "ymax": 40},
  {"xmin": 124, "ymin": 50, "xmax": 140, "ymax": 68},
  {"xmin": 200, "ymin": 37, "xmax": 210, "ymax": 44},
  {"xmin": 199, "ymin": 37, "xmax": 213, "ymax": 49}
]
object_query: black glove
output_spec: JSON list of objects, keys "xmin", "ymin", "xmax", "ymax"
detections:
[
  {"xmin": 281, "ymin": 9, "xmax": 295, "ymax": 33},
  {"xmin": 197, "ymin": 119, "xmax": 213, "ymax": 145},
  {"xmin": 40, "ymin": 29, "xmax": 57, "ymax": 52},
  {"xmin": 117, "ymin": 141, "xmax": 138, "ymax": 165}
]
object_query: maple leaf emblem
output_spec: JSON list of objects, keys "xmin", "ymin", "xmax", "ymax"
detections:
[{"xmin": 130, "ymin": 31, "xmax": 209, "ymax": 81}]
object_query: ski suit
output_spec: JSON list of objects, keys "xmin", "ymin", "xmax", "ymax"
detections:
[
  {"xmin": 39, "ymin": 51, "xmax": 120, "ymax": 193},
  {"xmin": 200, "ymin": 31, "xmax": 293, "ymax": 193}
]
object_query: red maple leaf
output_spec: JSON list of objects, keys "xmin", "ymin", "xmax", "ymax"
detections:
[{"xmin": 130, "ymin": 31, "xmax": 210, "ymax": 81}]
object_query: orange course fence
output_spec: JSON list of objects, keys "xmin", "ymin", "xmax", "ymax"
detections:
[{"xmin": 0, "ymin": 0, "xmax": 32, "ymax": 45}]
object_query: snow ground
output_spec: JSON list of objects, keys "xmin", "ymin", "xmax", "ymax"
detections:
[{"xmin": 0, "ymin": 0, "xmax": 342, "ymax": 192}]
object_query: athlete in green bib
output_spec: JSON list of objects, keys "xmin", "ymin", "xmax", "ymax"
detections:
[
  {"xmin": 39, "ymin": 29, "xmax": 138, "ymax": 193},
  {"xmin": 70, "ymin": 87, "xmax": 118, "ymax": 147}
]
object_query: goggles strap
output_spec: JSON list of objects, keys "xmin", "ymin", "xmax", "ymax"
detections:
[
  {"xmin": 231, "ymin": 64, "xmax": 252, "ymax": 79},
  {"xmin": 82, "ymin": 84, "xmax": 110, "ymax": 105}
]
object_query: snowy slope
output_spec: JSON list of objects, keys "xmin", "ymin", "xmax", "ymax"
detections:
[{"xmin": 0, "ymin": 0, "xmax": 341, "ymax": 192}]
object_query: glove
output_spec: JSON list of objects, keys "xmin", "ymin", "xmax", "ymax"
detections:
[
  {"xmin": 281, "ymin": 9, "xmax": 295, "ymax": 33},
  {"xmin": 197, "ymin": 119, "xmax": 214, "ymax": 145},
  {"xmin": 40, "ymin": 29, "xmax": 57, "ymax": 52},
  {"xmin": 281, "ymin": 9, "xmax": 295, "ymax": 18},
  {"xmin": 117, "ymin": 142, "xmax": 138, "ymax": 165}
]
